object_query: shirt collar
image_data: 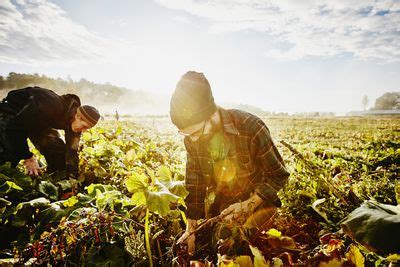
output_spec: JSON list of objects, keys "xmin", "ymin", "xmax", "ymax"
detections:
[{"xmin": 219, "ymin": 107, "xmax": 240, "ymax": 136}]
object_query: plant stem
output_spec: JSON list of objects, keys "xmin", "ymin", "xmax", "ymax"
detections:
[{"xmin": 145, "ymin": 208, "xmax": 153, "ymax": 267}]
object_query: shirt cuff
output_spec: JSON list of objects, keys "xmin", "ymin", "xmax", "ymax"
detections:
[{"xmin": 254, "ymin": 183, "xmax": 282, "ymax": 207}]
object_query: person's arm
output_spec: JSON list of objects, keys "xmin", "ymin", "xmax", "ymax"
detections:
[
  {"xmin": 183, "ymin": 138, "xmax": 207, "ymax": 220},
  {"xmin": 177, "ymin": 139, "xmax": 206, "ymax": 256},
  {"xmin": 250, "ymin": 119, "xmax": 290, "ymax": 207},
  {"xmin": 220, "ymin": 120, "xmax": 289, "ymax": 223},
  {"xmin": 64, "ymin": 130, "xmax": 81, "ymax": 179}
]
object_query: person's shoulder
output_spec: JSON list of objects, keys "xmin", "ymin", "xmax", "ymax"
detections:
[
  {"xmin": 226, "ymin": 108, "xmax": 266, "ymax": 129},
  {"xmin": 25, "ymin": 86, "xmax": 55, "ymax": 94},
  {"xmin": 61, "ymin": 94, "xmax": 81, "ymax": 106}
]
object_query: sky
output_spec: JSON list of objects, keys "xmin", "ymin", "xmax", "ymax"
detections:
[{"xmin": 0, "ymin": 0, "xmax": 399, "ymax": 113}]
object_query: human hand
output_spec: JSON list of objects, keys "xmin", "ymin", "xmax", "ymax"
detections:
[
  {"xmin": 24, "ymin": 156, "xmax": 41, "ymax": 176},
  {"xmin": 177, "ymin": 219, "xmax": 197, "ymax": 256},
  {"xmin": 220, "ymin": 194, "xmax": 264, "ymax": 224}
]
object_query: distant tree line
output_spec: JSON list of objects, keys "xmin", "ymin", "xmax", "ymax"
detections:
[
  {"xmin": 0, "ymin": 72, "xmax": 157, "ymax": 113},
  {"xmin": 371, "ymin": 92, "xmax": 400, "ymax": 110}
]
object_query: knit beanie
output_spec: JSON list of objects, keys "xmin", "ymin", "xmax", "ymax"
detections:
[
  {"xmin": 170, "ymin": 71, "xmax": 217, "ymax": 129},
  {"xmin": 77, "ymin": 105, "xmax": 100, "ymax": 127}
]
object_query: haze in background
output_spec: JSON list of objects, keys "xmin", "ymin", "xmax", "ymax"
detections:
[{"xmin": 0, "ymin": 0, "xmax": 399, "ymax": 114}]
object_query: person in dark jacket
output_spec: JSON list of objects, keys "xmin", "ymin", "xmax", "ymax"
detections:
[
  {"xmin": 170, "ymin": 71, "xmax": 290, "ymax": 256},
  {"xmin": 0, "ymin": 86, "xmax": 100, "ymax": 178}
]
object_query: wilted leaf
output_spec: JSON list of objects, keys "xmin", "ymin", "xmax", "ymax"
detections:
[
  {"xmin": 345, "ymin": 244, "xmax": 365, "ymax": 267},
  {"xmin": 234, "ymin": 255, "xmax": 253, "ymax": 267},
  {"xmin": 311, "ymin": 198, "xmax": 331, "ymax": 223},
  {"xmin": 250, "ymin": 245, "xmax": 267, "ymax": 267}
]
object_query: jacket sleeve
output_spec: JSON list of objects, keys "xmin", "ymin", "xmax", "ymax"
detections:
[
  {"xmin": 64, "ymin": 130, "xmax": 81, "ymax": 178},
  {"xmin": 250, "ymin": 119, "xmax": 290, "ymax": 207},
  {"xmin": 184, "ymin": 138, "xmax": 206, "ymax": 220},
  {"xmin": 5, "ymin": 96, "xmax": 38, "ymax": 161}
]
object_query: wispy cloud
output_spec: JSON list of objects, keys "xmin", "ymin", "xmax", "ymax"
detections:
[
  {"xmin": 155, "ymin": 0, "xmax": 400, "ymax": 62},
  {"xmin": 0, "ymin": 0, "xmax": 132, "ymax": 66}
]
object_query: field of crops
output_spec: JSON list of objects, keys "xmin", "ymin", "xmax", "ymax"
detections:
[{"xmin": 0, "ymin": 115, "xmax": 399, "ymax": 266}]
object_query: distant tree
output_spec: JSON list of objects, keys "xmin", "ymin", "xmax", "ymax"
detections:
[
  {"xmin": 372, "ymin": 92, "xmax": 400, "ymax": 110},
  {"xmin": 0, "ymin": 75, "xmax": 4, "ymax": 89},
  {"xmin": 362, "ymin": 95, "xmax": 369, "ymax": 111}
]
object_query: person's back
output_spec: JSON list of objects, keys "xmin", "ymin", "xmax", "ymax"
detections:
[
  {"xmin": 3, "ymin": 86, "xmax": 80, "ymax": 131},
  {"xmin": 0, "ymin": 86, "xmax": 99, "ymax": 178}
]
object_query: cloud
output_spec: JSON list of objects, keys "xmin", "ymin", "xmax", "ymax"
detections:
[
  {"xmin": 172, "ymin": 15, "xmax": 192, "ymax": 24},
  {"xmin": 155, "ymin": 0, "xmax": 400, "ymax": 62},
  {"xmin": 0, "ymin": 0, "xmax": 132, "ymax": 66}
]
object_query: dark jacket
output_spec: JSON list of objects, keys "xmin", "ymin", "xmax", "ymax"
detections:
[{"xmin": 0, "ymin": 86, "xmax": 81, "ymax": 177}]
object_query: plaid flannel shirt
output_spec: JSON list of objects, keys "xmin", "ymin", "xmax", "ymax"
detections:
[{"xmin": 183, "ymin": 108, "xmax": 290, "ymax": 220}]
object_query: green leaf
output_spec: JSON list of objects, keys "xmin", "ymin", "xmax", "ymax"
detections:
[
  {"xmin": 57, "ymin": 179, "xmax": 73, "ymax": 192},
  {"xmin": 0, "ymin": 197, "xmax": 11, "ymax": 207},
  {"xmin": 5, "ymin": 181, "xmax": 23, "ymax": 191},
  {"xmin": 163, "ymin": 180, "xmax": 188, "ymax": 199},
  {"xmin": 86, "ymin": 184, "xmax": 114, "ymax": 195},
  {"xmin": 131, "ymin": 192, "xmax": 146, "ymax": 207},
  {"xmin": 157, "ymin": 166, "xmax": 172, "ymax": 182},
  {"xmin": 68, "ymin": 207, "xmax": 97, "ymax": 221},
  {"xmin": 94, "ymin": 189, "xmax": 122, "ymax": 211},
  {"xmin": 36, "ymin": 202, "xmax": 68, "ymax": 233},
  {"xmin": 126, "ymin": 149, "xmax": 137, "ymax": 162},
  {"xmin": 0, "ymin": 197, "xmax": 11, "ymax": 216},
  {"xmin": 145, "ymin": 181, "xmax": 180, "ymax": 216},
  {"xmin": 125, "ymin": 172, "xmax": 148, "ymax": 193},
  {"xmin": 38, "ymin": 181, "xmax": 59, "ymax": 201},
  {"xmin": 16, "ymin": 197, "xmax": 50, "ymax": 212}
]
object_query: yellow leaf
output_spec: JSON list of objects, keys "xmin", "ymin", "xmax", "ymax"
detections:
[
  {"xmin": 234, "ymin": 255, "xmax": 253, "ymax": 267},
  {"xmin": 266, "ymin": 228, "xmax": 281, "ymax": 238},
  {"xmin": 345, "ymin": 244, "xmax": 365, "ymax": 267},
  {"xmin": 126, "ymin": 149, "xmax": 136, "ymax": 162},
  {"xmin": 386, "ymin": 254, "xmax": 400, "ymax": 263},
  {"xmin": 249, "ymin": 245, "xmax": 268, "ymax": 267},
  {"xmin": 63, "ymin": 196, "xmax": 79, "ymax": 207},
  {"xmin": 319, "ymin": 259, "xmax": 342, "ymax": 267}
]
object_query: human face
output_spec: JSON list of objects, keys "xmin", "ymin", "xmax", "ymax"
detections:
[
  {"xmin": 71, "ymin": 113, "xmax": 93, "ymax": 133},
  {"xmin": 178, "ymin": 110, "xmax": 221, "ymax": 142},
  {"xmin": 178, "ymin": 120, "xmax": 207, "ymax": 142}
]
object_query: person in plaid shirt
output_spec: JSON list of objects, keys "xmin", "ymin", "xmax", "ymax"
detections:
[{"xmin": 170, "ymin": 71, "xmax": 290, "ymax": 256}]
